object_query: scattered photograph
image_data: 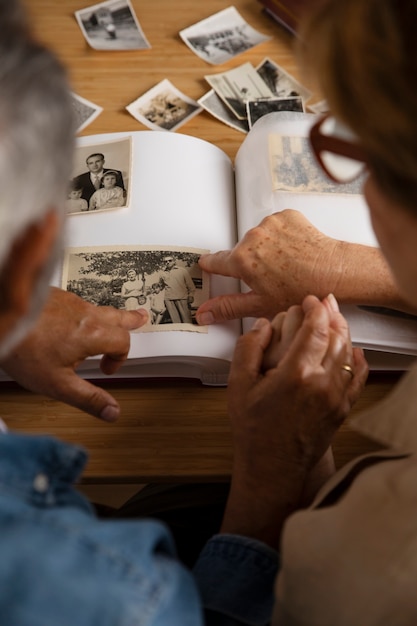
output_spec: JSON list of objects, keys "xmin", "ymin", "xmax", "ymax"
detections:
[
  {"xmin": 126, "ymin": 79, "xmax": 203, "ymax": 131},
  {"xmin": 269, "ymin": 134, "xmax": 364, "ymax": 194},
  {"xmin": 75, "ymin": 0, "xmax": 151, "ymax": 51},
  {"xmin": 71, "ymin": 92, "xmax": 103, "ymax": 133},
  {"xmin": 308, "ymin": 99, "xmax": 330, "ymax": 114},
  {"xmin": 246, "ymin": 96, "xmax": 304, "ymax": 129},
  {"xmin": 198, "ymin": 90, "xmax": 249, "ymax": 133},
  {"xmin": 179, "ymin": 6, "xmax": 270, "ymax": 65},
  {"xmin": 205, "ymin": 62, "xmax": 274, "ymax": 120},
  {"xmin": 62, "ymin": 245, "xmax": 209, "ymax": 332},
  {"xmin": 256, "ymin": 58, "xmax": 312, "ymax": 102},
  {"xmin": 68, "ymin": 136, "xmax": 132, "ymax": 214}
]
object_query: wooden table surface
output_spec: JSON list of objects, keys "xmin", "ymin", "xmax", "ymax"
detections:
[{"xmin": 0, "ymin": 0, "xmax": 399, "ymax": 483}]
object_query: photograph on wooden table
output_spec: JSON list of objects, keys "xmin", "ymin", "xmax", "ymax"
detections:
[
  {"xmin": 205, "ymin": 62, "xmax": 274, "ymax": 120},
  {"xmin": 75, "ymin": 0, "xmax": 151, "ymax": 51},
  {"xmin": 179, "ymin": 6, "xmax": 270, "ymax": 65},
  {"xmin": 62, "ymin": 245, "xmax": 209, "ymax": 333},
  {"xmin": 199, "ymin": 57, "xmax": 311, "ymax": 132},
  {"xmin": 198, "ymin": 89, "xmax": 249, "ymax": 134},
  {"xmin": 71, "ymin": 92, "xmax": 103, "ymax": 134},
  {"xmin": 246, "ymin": 96, "xmax": 304, "ymax": 129},
  {"xmin": 67, "ymin": 137, "xmax": 131, "ymax": 215},
  {"xmin": 126, "ymin": 79, "xmax": 203, "ymax": 132},
  {"xmin": 256, "ymin": 57, "xmax": 312, "ymax": 102}
]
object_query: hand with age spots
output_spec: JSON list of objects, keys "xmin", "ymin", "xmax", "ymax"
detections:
[{"xmin": 196, "ymin": 209, "xmax": 407, "ymax": 324}]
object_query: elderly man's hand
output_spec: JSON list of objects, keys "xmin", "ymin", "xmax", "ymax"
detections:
[{"xmin": 0, "ymin": 288, "xmax": 148, "ymax": 421}]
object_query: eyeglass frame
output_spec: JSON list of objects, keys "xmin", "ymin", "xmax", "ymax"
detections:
[{"xmin": 309, "ymin": 113, "xmax": 368, "ymax": 183}]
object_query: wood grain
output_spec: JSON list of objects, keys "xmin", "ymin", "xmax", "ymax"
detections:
[{"xmin": 1, "ymin": 0, "xmax": 401, "ymax": 482}]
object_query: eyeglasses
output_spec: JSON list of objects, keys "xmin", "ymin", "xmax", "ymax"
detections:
[{"xmin": 309, "ymin": 114, "xmax": 367, "ymax": 183}]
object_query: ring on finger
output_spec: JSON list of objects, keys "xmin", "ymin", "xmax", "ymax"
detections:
[{"xmin": 341, "ymin": 363, "xmax": 354, "ymax": 379}]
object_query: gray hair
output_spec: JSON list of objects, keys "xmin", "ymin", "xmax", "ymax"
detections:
[
  {"xmin": 0, "ymin": 1, "xmax": 75, "ymax": 270},
  {"xmin": 0, "ymin": 0, "xmax": 75, "ymax": 357}
]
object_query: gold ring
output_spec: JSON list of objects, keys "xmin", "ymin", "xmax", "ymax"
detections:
[{"xmin": 341, "ymin": 363, "xmax": 354, "ymax": 379}]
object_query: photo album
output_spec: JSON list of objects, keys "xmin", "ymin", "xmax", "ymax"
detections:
[{"xmin": 56, "ymin": 111, "xmax": 417, "ymax": 385}]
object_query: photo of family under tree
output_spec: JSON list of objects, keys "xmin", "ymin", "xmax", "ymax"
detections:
[{"xmin": 62, "ymin": 245, "xmax": 208, "ymax": 333}]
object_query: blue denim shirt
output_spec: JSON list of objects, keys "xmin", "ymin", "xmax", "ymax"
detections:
[{"xmin": 0, "ymin": 433, "xmax": 278, "ymax": 625}]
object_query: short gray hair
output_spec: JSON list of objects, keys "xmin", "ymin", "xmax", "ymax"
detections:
[{"xmin": 0, "ymin": 0, "xmax": 75, "ymax": 270}]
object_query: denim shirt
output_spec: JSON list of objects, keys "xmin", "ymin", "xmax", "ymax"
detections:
[{"xmin": 0, "ymin": 433, "xmax": 278, "ymax": 626}]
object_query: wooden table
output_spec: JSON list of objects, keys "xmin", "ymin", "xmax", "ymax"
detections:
[{"xmin": 1, "ymin": 0, "xmax": 399, "ymax": 484}]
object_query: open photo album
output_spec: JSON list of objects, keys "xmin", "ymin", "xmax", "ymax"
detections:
[{"xmin": 50, "ymin": 112, "xmax": 417, "ymax": 384}]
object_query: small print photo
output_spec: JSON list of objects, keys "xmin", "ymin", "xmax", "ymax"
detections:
[
  {"xmin": 198, "ymin": 90, "xmax": 249, "ymax": 133},
  {"xmin": 71, "ymin": 92, "xmax": 103, "ymax": 133},
  {"xmin": 246, "ymin": 96, "xmax": 304, "ymax": 129},
  {"xmin": 269, "ymin": 134, "xmax": 364, "ymax": 195},
  {"xmin": 68, "ymin": 137, "xmax": 132, "ymax": 215},
  {"xmin": 179, "ymin": 6, "xmax": 270, "ymax": 65},
  {"xmin": 126, "ymin": 79, "xmax": 203, "ymax": 131},
  {"xmin": 75, "ymin": 0, "xmax": 151, "ymax": 51},
  {"xmin": 205, "ymin": 62, "xmax": 274, "ymax": 120},
  {"xmin": 62, "ymin": 245, "xmax": 209, "ymax": 332},
  {"xmin": 256, "ymin": 58, "xmax": 312, "ymax": 102}
]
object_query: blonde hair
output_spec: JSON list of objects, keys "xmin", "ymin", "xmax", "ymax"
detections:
[{"xmin": 298, "ymin": 0, "xmax": 417, "ymax": 209}]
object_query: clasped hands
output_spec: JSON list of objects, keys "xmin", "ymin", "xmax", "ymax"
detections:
[{"xmin": 221, "ymin": 293, "xmax": 368, "ymax": 548}]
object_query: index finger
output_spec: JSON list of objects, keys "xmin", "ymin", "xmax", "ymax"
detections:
[
  {"xmin": 90, "ymin": 306, "xmax": 148, "ymax": 331},
  {"xmin": 198, "ymin": 250, "xmax": 237, "ymax": 277}
]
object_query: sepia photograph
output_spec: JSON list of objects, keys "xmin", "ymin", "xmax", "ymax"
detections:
[
  {"xmin": 68, "ymin": 137, "xmax": 132, "ymax": 215},
  {"xmin": 246, "ymin": 96, "xmax": 304, "ymax": 129},
  {"xmin": 126, "ymin": 79, "xmax": 203, "ymax": 131},
  {"xmin": 62, "ymin": 245, "xmax": 209, "ymax": 332},
  {"xmin": 256, "ymin": 57, "xmax": 312, "ymax": 102},
  {"xmin": 71, "ymin": 92, "xmax": 103, "ymax": 133},
  {"xmin": 75, "ymin": 0, "xmax": 151, "ymax": 51},
  {"xmin": 179, "ymin": 6, "xmax": 270, "ymax": 65},
  {"xmin": 269, "ymin": 134, "xmax": 364, "ymax": 194},
  {"xmin": 198, "ymin": 89, "xmax": 249, "ymax": 133},
  {"xmin": 205, "ymin": 62, "xmax": 274, "ymax": 120}
]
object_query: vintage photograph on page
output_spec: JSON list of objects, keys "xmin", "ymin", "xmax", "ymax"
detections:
[
  {"xmin": 205, "ymin": 62, "xmax": 274, "ymax": 120},
  {"xmin": 198, "ymin": 90, "xmax": 249, "ymax": 133},
  {"xmin": 62, "ymin": 245, "xmax": 209, "ymax": 333},
  {"xmin": 126, "ymin": 79, "xmax": 203, "ymax": 131},
  {"xmin": 75, "ymin": 0, "xmax": 151, "ymax": 51},
  {"xmin": 246, "ymin": 96, "xmax": 304, "ymax": 129},
  {"xmin": 256, "ymin": 58, "xmax": 312, "ymax": 103},
  {"xmin": 68, "ymin": 137, "xmax": 131, "ymax": 215},
  {"xmin": 269, "ymin": 134, "xmax": 364, "ymax": 194},
  {"xmin": 179, "ymin": 6, "xmax": 270, "ymax": 65},
  {"xmin": 71, "ymin": 92, "xmax": 103, "ymax": 133}
]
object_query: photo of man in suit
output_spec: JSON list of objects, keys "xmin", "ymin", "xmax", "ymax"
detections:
[{"xmin": 72, "ymin": 152, "xmax": 125, "ymax": 203}]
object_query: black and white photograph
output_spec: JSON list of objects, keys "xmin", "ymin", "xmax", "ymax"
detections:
[
  {"xmin": 71, "ymin": 92, "xmax": 103, "ymax": 133},
  {"xmin": 75, "ymin": 0, "xmax": 151, "ymax": 51},
  {"xmin": 246, "ymin": 96, "xmax": 304, "ymax": 129},
  {"xmin": 68, "ymin": 137, "xmax": 131, "ymax": 214},
  {"xmin": 198, "ymin": 90, "xmax": 249, "ymax": 133},
  {"xmin": 256, "ymin": 57, "xmax": 312, "ymax": 102},
  {"xmin": 205, "ymin": 62, "xmax": 274, "ymax": 120},
  {"xmin": 269, "ymin": 134, "xmax": 364, "ymax": 194},
  {"xmin": 179, "ymin": 6, "xmax": 270, "ymax": 65},
  {"xmin": 126, "ymin": 79, "xmax": 203, "ymax": 131},
  {"xmin": 62, "ymin": 245, "xmax": 209, "ymax": 333}
]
